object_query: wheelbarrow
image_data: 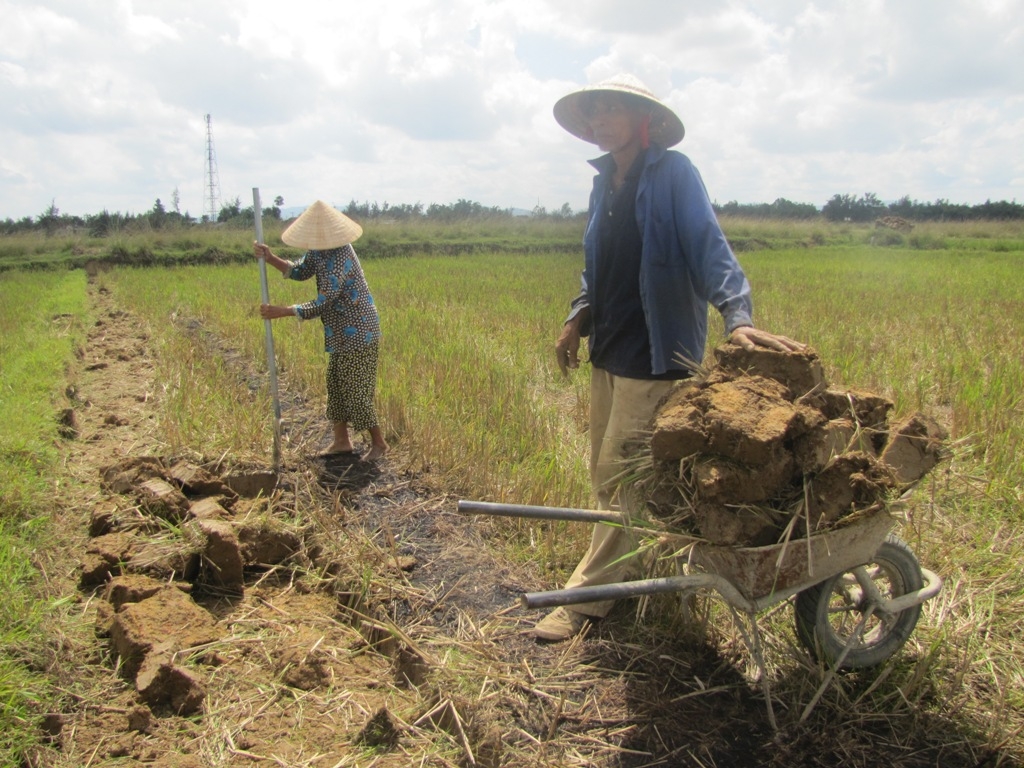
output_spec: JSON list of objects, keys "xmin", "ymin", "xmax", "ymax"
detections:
[{"xmin": 457, "ymin": 499, "xmax": 943, "ymax": 724}]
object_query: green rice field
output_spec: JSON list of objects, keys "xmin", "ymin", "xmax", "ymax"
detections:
[{"xmin": 2, "ymin": 218, "xmax": 1023, "ymax": 764}]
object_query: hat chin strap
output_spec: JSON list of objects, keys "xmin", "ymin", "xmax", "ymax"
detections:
[{"xmin": 639, "ymin": 114, "xmax": 652, "ymax": 149}]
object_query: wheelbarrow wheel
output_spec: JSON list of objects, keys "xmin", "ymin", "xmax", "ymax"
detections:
[{"xmin": 794, "ymin": 534, "xmax": 924, "ymax": 670}]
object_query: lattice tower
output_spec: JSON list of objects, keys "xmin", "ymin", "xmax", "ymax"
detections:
[{"xmin": 203, "ymin": 114, "xmax": 221, "ymax": 222}]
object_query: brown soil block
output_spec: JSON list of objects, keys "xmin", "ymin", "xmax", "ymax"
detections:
[{"xmin": 645, "ymin": 343, "xmax": 949, "ymax": 546}]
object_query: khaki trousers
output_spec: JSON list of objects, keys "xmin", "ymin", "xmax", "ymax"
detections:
[{"xmin": 564, "ymin": 368, "xmax": 674, "ymax": 617}]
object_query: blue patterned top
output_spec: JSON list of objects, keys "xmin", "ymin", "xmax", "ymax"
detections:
[{"xmin": 285, "ymin": 244, "xmax": 381, "ymax": 353}]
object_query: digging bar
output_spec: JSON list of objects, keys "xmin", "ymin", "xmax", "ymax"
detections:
[{"xmin": 252, "ymin": 187, "xmax": 282, "ymax": 472}]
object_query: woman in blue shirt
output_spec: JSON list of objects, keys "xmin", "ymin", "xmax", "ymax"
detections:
[{"xmin": 535, "ymin": 75, "xmax": 803, "ymax": 641}]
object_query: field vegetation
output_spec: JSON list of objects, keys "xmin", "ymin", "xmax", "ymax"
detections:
[
  {"xmin": 3, "ymin": 214, "xmax": 1023, "ymax": 272},
  {"xmin": 0, "ymin": 270, "xmax": 89, "ymax": 759},
  {"xmin": 1, "ymin": 216, "xmax": 1022, "ymax": 765}
]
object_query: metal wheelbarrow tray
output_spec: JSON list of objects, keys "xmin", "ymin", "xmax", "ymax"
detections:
[{"xmin": 686, "ymin": 506, "xmax": 895, "ymax": 605}]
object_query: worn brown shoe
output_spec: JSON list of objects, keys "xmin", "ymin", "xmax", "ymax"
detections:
[{"xmin": 532, "ymin": 606, "xmax": 590, "ymax": 642}]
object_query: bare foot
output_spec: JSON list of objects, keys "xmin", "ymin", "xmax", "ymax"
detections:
[
  {"xmin": 319, "ymin": 442, "xmax": 356, "ymax": 457},
  {"xmin": 363, "ymin": 442, "xmax": 389, "ymax": 461}
]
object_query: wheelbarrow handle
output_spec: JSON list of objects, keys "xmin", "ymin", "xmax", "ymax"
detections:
[
  {"xmin": 521, "ymin": 574, "xmax": 756, "ymax": 612},
  {"xmin": 456, "ymin": 500, "xmax": 624, "ymax": 525}
]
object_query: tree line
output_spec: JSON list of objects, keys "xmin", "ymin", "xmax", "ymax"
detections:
[
  {"xmin": 717, "ymin": 194, "xmax": 1023, "ymax": 222},
  {"xmin": 0, "ymin": 194, "xmax": 287, "ymax": 237},
  {"xmin": 340, "ymin": 198, "xmax": 580, "ymax": 222},
  {"xmin": 816, "ymin": 193, "xmax": 1023, "ymax": 223},
  {"xmin": 3, "ymin": 192, "xmax": 1021, "ymax": 236}
]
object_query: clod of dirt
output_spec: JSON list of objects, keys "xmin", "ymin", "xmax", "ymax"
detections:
[
  {"xmin": 394, "ymin": 645, "xmax": 430, "ymax": 688},
  {"xmin": 651, "ymin": 374, "xmax": 824, "ymax": 466},
  {"xmin": 129, "ymin": 538, "xmax": 202, "ymax": 582},
  {"xmin": 194, "ymin": 519, "xmax": 245, "ymax": 595},
  {"xmin": 806, "ymin": 451, "xmax": 897, "ymax": 529},
  {"xmin": 354, "ymin": 707, "xmax": 402, "ymax": 748},
  {"xmin": 692, "ymin": 452, "xmax": 796, "ymax": 503},
  {"xmin": 792, "ymin": 417, "xmax": 880, "ymax": 470},
  {"xmin": 712, "ymin": 342, "xmax": 826, "ymax": 398},
  {"xmin": 104, "ymin": 574, "xmax": 173, "ymax": 609},
  {"xmin": 168, "ymin": 460, "xmax": 239, "ymax": 502},
  {"xmin": 88, "ymin": 500, "xmax": 120, "ymax": 536},
  {"xmin": 109, "ymin": 586, "xmax": 221, "ymax": 678},
  {"xmin": 277, "ymin": 647, "xmax": 333, "ymax": 691},
  {"xmin": 136, "ymin": 654, "xmax": 206, "ymax": 716},
  {"xmin": 101, "ymin": 456, "xmax": 166, "ymax": 494},
  {"xmin": 126, "ymin": 705, "xmax": 152, "ymax": 733},
  {"xmin": 57, "ymin": 407, "xmax": 79, "ymax": 439},
  {"xmin": 79, "ymin": 532, "xmax": 137, "ymax": 586},
  {"xmin": 136, "ymin": 477, "xmax": 191, "ymax": 522},
  {"xmin": 694, "ymin": 502, "xmax": 790, "ymax": 548},
  {"xmin": 641, "ymin": 343, "xmax": 949, "ymax": 546},
  {"xmin": 879, "ymin": 413, "xmax": 948, "ymax": 485},
  {"xmin": 221, "ymin": 469, "xmax": 278, "ymax": 498},
  {"xmin": 236, "ymin": 521, "xmax": 302, "ymax": 566},
  {"xmin": 703, "ymin": 377, "xmax": 825, "ymax": 465},
  {"xmin": 82, "ymin": 529, "xmax": 201, "ymax": 585},
  {"xmin": 187, "ymin": 497, "xmax": 231, "ymax": 521},
  {"xmin": 816, "ymin": 387, "xmax": 894, "ymax": 427}
]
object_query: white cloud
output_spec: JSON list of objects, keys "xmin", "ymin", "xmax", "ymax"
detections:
[{"xmin": 0, "ymin": 0, "xmax": 1021, "ymax": 220}]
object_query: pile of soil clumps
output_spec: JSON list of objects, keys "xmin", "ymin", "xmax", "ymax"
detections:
[
  {"xmin": 81, "ymin": 456, "xmax": 301, "ymax": 715},
  {"xmin": 637, "ymin": 343, "xmax": 948, "ymax": 547}
]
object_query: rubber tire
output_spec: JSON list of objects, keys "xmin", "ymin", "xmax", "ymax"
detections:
[{"xmin": 794, "ymin": 535, "xmax": 924, "ymax": 670}]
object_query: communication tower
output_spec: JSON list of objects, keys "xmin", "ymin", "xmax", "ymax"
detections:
[{"xmin": 203, "ymin": 114, "xmax": 221, "ymax": 222}]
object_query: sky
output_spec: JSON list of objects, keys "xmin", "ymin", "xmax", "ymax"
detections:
[{"xmin": 1, "ymin": 0, "xmax": 1022, "ymax": 221}]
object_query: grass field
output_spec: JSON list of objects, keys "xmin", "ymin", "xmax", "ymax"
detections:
[
  {"xmin": 1, "ymin": 218, "xmax": 1023, "ymax": 764},
  {"xmin": 78, "ymin": 224, "xmax": 1023, "ymax": 506},
  {"xmin": 0, "ymin": 269, "xmax": 89, "ymax": 760},
  {"xmin": 3, "ymin": 214, "xmax": 1022, "ymax": 271}
]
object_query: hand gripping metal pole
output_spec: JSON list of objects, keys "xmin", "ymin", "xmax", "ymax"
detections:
[{"xmin": 253, "ymin": 187, "xmax": 282, "ymax": 472}]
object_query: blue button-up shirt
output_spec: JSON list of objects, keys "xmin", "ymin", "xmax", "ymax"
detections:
[
  {"xmin": 568, "ymin": 145, "xmax": 753, "ymax": 375},
  {"xmin": 286, "ymin": 244, "xmax": 381, "ymax": 353}
]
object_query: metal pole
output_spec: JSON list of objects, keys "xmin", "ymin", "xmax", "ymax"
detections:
[
  {"xmin": 253, "ymin": 187, "xmax": 282, "ymax": 472},
  {"xmin": 456, "ymin": 500, "xmax": 625, "ymax": 525},
  {"xmin": 521, "ymin": 573, "xmax": 756, "ymax": 612}
]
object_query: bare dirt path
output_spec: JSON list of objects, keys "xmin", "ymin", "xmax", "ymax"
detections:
[{"xmin": 27, "ymin": 278, "xmax": 1000, "ymax": 768}]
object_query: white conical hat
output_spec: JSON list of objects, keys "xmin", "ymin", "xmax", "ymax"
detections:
[
  {"xmin": 553, "ymin": 73, "xmax": 685, "ymax": 148},
  {"xmin": 281, "ymin": 200, "xmax": 363, "ymax": 249}
]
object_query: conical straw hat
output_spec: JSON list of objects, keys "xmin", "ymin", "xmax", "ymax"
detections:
[
  {"xmin": 281, "ymin": 200, "xmax": 363, "ymax": 249},
  {"xmin": 553, "ymin": 73, "xmax": 685, "ymax": 148}
]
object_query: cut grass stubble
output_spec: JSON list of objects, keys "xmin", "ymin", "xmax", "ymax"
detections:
[{"xmin": 5, "ymin": 230, "xmax": 1024, "ymax": 762}]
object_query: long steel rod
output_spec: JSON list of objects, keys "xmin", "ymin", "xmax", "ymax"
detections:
[
  {"xmin": 252, "ymin": 187, "xmax": 282, "ymax": 472},
  {"xmin": 456, "ymin": 500, "xmax": 624, "ymax": 525}
]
